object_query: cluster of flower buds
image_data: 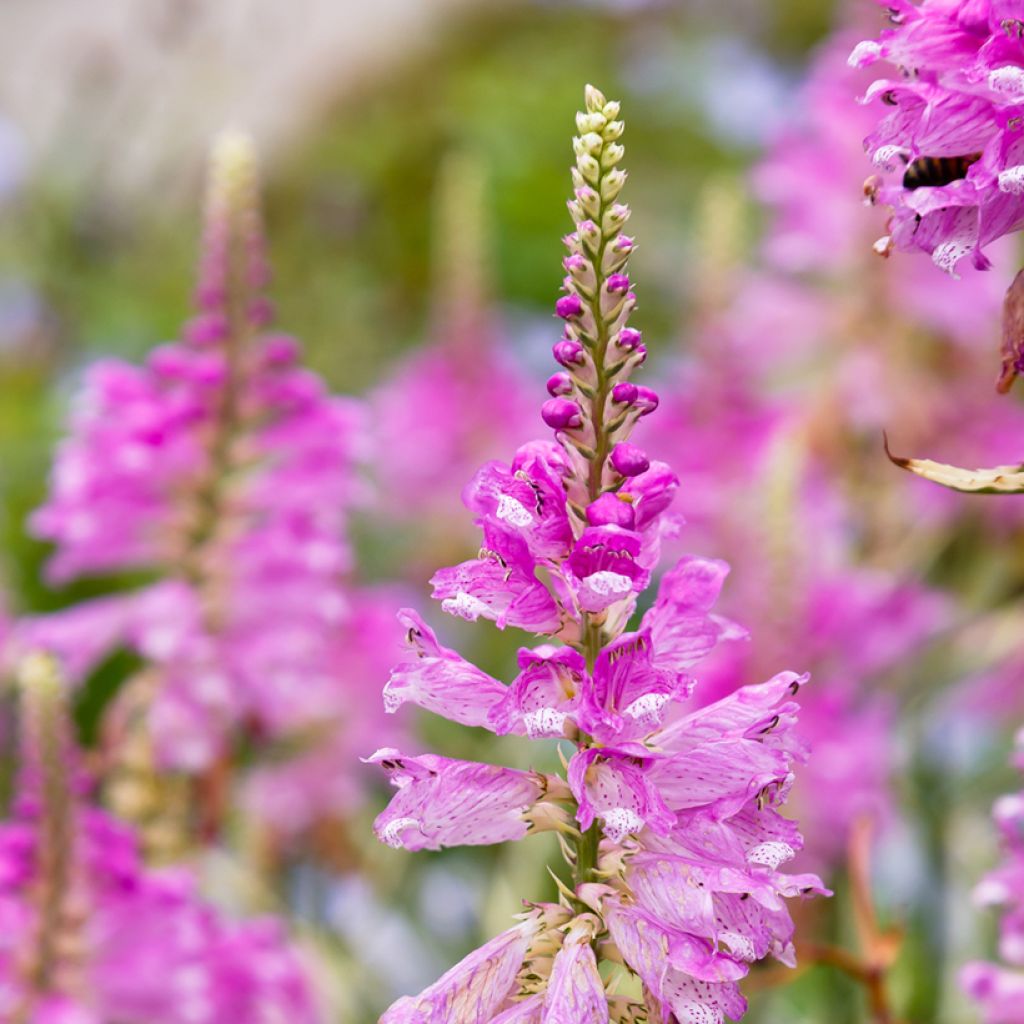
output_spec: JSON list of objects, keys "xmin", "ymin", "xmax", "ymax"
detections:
[{"xmin": 543, "ymin": 84, "xmax": 658, "ymax": 518}]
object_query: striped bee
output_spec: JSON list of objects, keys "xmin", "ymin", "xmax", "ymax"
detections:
[{"xmin": 902, "ymin": 153, "xmax": 981, "ymax": 190}]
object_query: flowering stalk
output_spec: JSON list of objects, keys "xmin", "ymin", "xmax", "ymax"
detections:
[
  {"xmin": 0, "ymin": 652, "xmax": 322, "ymax": 1024},
  {"xmin": 14, "ymin": 653, "xmax": 84, "ymax": 1019},
  {"xmin": 371, "ymin": 85, "xmax": 826, "ymax": 1024},
  {"xmin": 24, "ymin": 130, "xmax": 378, "ymax": 850}
]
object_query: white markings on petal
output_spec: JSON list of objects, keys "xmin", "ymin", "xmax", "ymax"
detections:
[
  {"xmin": 442, "ymin": 591, "xmax": 490, "ymax": 621},
  {"xmin": 848, "ymin": 40, "xmax": 881, "ymax": 67},
  {"xmin": 747, "ymin": 841, "xmax": 795, "ymax": 870},
  {"xmin": 524, "ymin": 708, "xmax": 568, "ymax": 738},
  {"xmin": 583, "ymin": 571, "xmax": 633, "ymax": 598},
  {"xmin": 989, "ymin": 66, "xmax": 1024, "ymax": 100},
  {"xmin": 380, "ymin": 816, "xmax": 421, "ymax": 848},
  {"xmin": 624, "ymin": 691, "xmax": 670, "ymax": 726},
  {"xmin": 872, "ymin": 145, "xmax": 905, "ymax": 171},
  {"xmin": 497, "ymin": 494, "xmax": 535, "ymax": 527},
  {"xmin": 602, "ymin": 806, "xmax": 644, "ymax": 843},
  {"xmin": 999, "ymin": 165, "xmax": 1024, "ymax": 194}
]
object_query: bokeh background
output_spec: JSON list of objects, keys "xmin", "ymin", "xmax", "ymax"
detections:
[{"xmin": 4, "ymin": 1, "xmax": 1024, "ymax": 1022}]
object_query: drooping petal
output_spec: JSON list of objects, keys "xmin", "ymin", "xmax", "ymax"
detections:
[
  {"xmin": 641, "ymin": 556, "xmax": 746, "ymax": 680},
  {"xmin": 431, "ymin": 535, "xmax": 561, "ymax": 634},
  {"xmin": 367, "ymin": 749, "xmax": 546, "ymax": 851},
  {"xmin": 542, "ymin": 917, "xmax": 609, "ymax": 1023},
  {"xmin": 380, "ymin": 918, "xmax": 539, "ymax": 1024},
  {"xmin": 384, "ymin": 609, "xmax": 507, "ymax": 728}
]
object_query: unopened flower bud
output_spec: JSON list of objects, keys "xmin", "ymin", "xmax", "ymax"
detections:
[
  {"xmin": 607, "ymin": 274, "xmax": 630, "ymax": 294},
  {"xmin": 616, "ymin": 327, "xmax": 642, "ymax": 351},
  {"xmin": 577, "ymin": 154, "xmax": 601, "ymax": 184},
  {"xmin": 601, "ymin": 169, "xmax": 627, "ymax": 202},
  {"xmin": 585, "ymin": 84, "xmax": 608, "ymax": 113},
  {"xmin": 603, "ymin": 120, "xmax": 625, "ymax": 142},
  {"xmin": 183, "ymin": 313, "xmax": 229, "ymax": 346},
  {"xmin": 547, "ymin": 372, "xmax": 573, "ymax": 397},
  {"xmin": 262, "ymin": 334, "xmax": 299, "ymax": 366},
  {"xmin": 556, "ymin": 294, "xmax": 583, "ymax": 320},
  {"xmin": 575, "ymin": 132, "xmax": 604, "ymax": 157},
  {"xmin": 554, "ymin": 339, "xmax": 585, "ymax": 366},
  {"xmin": 601, "ymin": 143, "xmax": 625, "ymax": 169},
  {"xmin": 634, "ymin": 385, "xmax": 659, "ymax": 415},
  {"xmin": 564, "ymin": 253, "xmax": 587, "ymax": 274},
  {"xmin": 610, "ymin": 442, "xmax": 650, "ymax": 477},
  {"xmin": 603, "ymin": 203, "xmax": 630, "ymax": 233},
  {"xmin": 586, "ymin": 492, "xmax": 636, "ymax": 529},
  {"xmin": 611, "ymin": 382, "xmax": 638, "ymax": 405},
  {"xmin": 542, "ymin": 398, "xmax": 583, "ymax": 430},
  {"xmin": 576, "ymin": 111, "xmax": 606, "ymax": 134},
  {"xmin": 578, "ymin": 220, "xmax": 600, "ymax": 247},
  {"xmin": 602, "ymin": 99, "xmax": 620, "ymax": 120}
]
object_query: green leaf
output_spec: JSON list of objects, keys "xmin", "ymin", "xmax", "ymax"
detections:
[{"xmin": 884, "ymin": 434, "xmax": 1024, "ymax": 494}]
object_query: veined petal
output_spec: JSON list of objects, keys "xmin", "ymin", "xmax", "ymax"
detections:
[
  {"xmin": 641, "ymin": 556, "xmax": 746, "ymax": 679},
  {"xmin": 646, "ymin": 740, "xmax": 792, "ymax": 819},
  {"xmin": 431, "ymin": 543, "xmax": 561, "ymax": 634},
  {"xmin": 488, "ymin": 645, "xmax": 586, "ymax": 738},
  {"xmin": 384, "ymin": 609, "xmax": 506, "ymax": 728},
  {"xmin": 379, "ymin": 918, "xmax": 539, "ymax": 1023},
  {"xmin": 567, "ymin": 749, "xmax": 673, "ymax": 842},
  {"xmin": 367, "ymin": 749, "xmax": 545, "ymax": 851},
  {"xmin": 583, "ymin": 630, "xmax": 685, "ymax": 742},
  {"xmin": 542, "ymin": 918, "xmax": 609, "ymax": 1023}
]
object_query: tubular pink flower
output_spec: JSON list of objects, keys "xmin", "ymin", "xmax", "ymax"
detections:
[
  {"xmin": 852, "ymin": 1, "xmax": 1024, "ymax": 276},
  {"xmin": 366, "ymin": 749, "xmax": 551, "ymax": 851},
  {"xmin": 372, "ymin": 86, "xmax": 823, "ymax": 1023}
]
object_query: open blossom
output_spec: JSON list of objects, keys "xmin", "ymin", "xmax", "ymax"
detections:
[
  {"xmin": 961, "ymin": 729, "xmax": 1024, "ymax": 1024},
  {"xmin": 0, "ymin": 654, "xmax": 320, "ymax": 1024},
  {"xmin": 20, "ymin": 133, "xmax": 394, "ymax": 828},
  {"xmin": 371, "ymin": 86, "xmax": 826, "ymax": 1024},
  {"xmin": 851, "ymin": 0, "xmax": 1024, "ymax": 277}
]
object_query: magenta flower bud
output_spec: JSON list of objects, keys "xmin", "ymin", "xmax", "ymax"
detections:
[
  {"xmin": 541, "ymin": 398, "xmax": 583, "ymax": 431},
  {"xmin": 546, "ymin": 372, "xmax": 573, "ymax": 397},
  {"xmin": 616, "ymin": 327, "xmax": 642, "ymax": 351},
  {"xmin": 613, "ymin": 234, "xmax": 634, "ymax": 253},
  {"xmin": 248, "ymin": 297, "xmax": 275, "ymax": 327},
  {"xmin": 610, "ymin": 442, "xmax": 650, "ymax": 477},
  {"xmin": 553, "ymin": 339, "xmax": 585, "ymax": 367},
  {"xmin": 585, "ymin": 492, "xmax": 636, "ymax": 529},
  {"xmin": 611, "ymin": 381, "xmax": 638, "ymax": 405},
  {"xmin": 634, "ymin": 385, "xmax": 659, "ymax": 415},
  {"xmin": 183, "ymin": 313, "xmax": 229, "ymax": 347},
  {"xmin": 555, "ymin": 294, "xmax": 583, "ymax": 320},
  {"xmin": 563, "ymin": 253, "xmax": 587, "ymax": 273},
  {"xmin": 607, "ymin": 274, "xmax": 630, "ymax": 293},
  {"xmin": 263, "ymin": 334, "xmax": 300, "ymax": 366}
]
